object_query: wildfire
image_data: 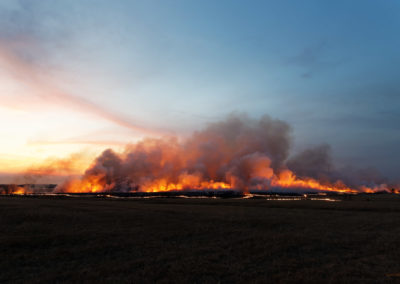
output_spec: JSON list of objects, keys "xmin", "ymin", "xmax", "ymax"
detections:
[
  {"xmin": 2, "ymin": 115, "xmax": 394, "ymax": 195},
  {"xmin": 60, "ymin": 167, "xmax": 365, "ymax": 194},
  {"xmin": 57, "ymin": 114, "xmax": 394, "ymax": 195},
  {"xmin": 143, "ymin": 179, "xmax": 232, "ymax": 193},
  {"xmin": 62, "ymin": 176, "xmax": 111, "ymax": 193},
  {"xmin": 0, "ymin": 185, "xmax": 32, "ymax": 195},
  {"xmin": 66, "ymin": 168, "xmax": 389, "ymax": 194},
  {"xmin": 12, "ymin": 186, "xmax": 28, "ymax": 195},
  {"xmin": 271, "ymin": 170, "xmax": 359, "ymax": 193}
]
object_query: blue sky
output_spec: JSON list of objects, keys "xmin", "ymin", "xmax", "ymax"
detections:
[{"xmin": 0, "ymin": 0, "xmax": 399, "ymax": 179}]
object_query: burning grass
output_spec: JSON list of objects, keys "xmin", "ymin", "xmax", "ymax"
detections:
[{"xmin": 1, "ymin": 195, "xmax": 400, "ymax": 283}]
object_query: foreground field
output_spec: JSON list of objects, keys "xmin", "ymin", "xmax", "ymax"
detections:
[{"xmin": 1, "ymin": 195, "xmax": 400, "ymax": 283}]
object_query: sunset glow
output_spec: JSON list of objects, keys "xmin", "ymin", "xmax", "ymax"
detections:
[{"xmin": 0, "ymin": 1, "xmax": 399, "ymax": 194}]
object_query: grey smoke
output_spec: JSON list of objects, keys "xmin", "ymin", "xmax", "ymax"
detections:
[{"xmin": 56, "ymin": 113, "xmax": 391, "ymax": 193}]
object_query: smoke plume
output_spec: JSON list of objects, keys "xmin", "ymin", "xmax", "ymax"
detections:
[{"xmin": 56, "ymin": 114, "xmax": 390, "ymax": 194}]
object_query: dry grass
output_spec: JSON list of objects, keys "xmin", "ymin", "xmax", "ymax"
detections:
[{"xmin": 1, "ymin": 195, "xmax": 400, "ymax": 283}]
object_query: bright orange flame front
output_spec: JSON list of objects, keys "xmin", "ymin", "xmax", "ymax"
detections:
[{"xmin": 60, "ymin": 168, "xmax": 375, "ymax": 194}]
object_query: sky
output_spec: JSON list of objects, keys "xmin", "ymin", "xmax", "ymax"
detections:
[{"xmin": 0, "ymin": 0, "xmax": 399, "ymax": 182}]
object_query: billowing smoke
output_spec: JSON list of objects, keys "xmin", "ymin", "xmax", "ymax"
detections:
[
  {"xmin": 55, "ymin": 113, "xmax": 391, "ymax": 194},
  {"xmin": 287, "ymin": 145, "xmax": 391, "ymax": 191},
  {"xmin": 287, "ymin": 144, "xmax": 333, "ymax": 180}
]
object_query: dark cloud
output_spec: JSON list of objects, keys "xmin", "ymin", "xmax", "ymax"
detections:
[
  {"xmin": 287, "ymin": 42, "xmax": 327, "ymax": 67},
  {"xmin": 285, "ymin": 41, "xmax": 344, "ymax": 78}
]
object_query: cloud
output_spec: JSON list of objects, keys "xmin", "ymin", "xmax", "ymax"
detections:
[
  {"xmin": 0, "ymin": 40, "xmax": 162, "ymax": 135},
  {"xmin": 285, "ymin": 42, "xmax": 343, "ymax": 78},
  {"xmin": 27, "ymin": 139, "xmax": 128, "ymax": 147},
  {"xmin": 286, "ymin": 42, "xmax": 327, "ymax": 67}
]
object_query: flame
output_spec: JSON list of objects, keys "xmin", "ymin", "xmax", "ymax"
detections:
[
  {"xmin": 143, "ymin": 179, "xmax": 231, "ymax": 193},
  {"xmin": 60, "ymin": 166, "xmax": 368, "ymax": 194},
  {"xmin": 0, "ymin": 185, "xmax": 33, "ymax": 195},
  {"xmin": 12, "ymin": 186, "xmax": 28, "ymax": 195},
  {"xmin": 61, "ymin": 175, "xmax": 110, "ymax": 193},
  {"xmin": 271, "ymin": 170, "xmax": 358, "ymax": 193}
]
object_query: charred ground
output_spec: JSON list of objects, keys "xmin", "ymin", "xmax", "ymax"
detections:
[{"xmin": 1, "ymin": 195, "xmax": 400, "ymax": 283}]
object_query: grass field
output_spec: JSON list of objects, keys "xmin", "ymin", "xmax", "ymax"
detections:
[{"xmin": 1, "ymin": 195, "xmax": 400, "ymax": 283}]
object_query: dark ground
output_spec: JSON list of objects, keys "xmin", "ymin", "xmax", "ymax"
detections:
[{"xmin": 1, "ymin": 195, "xmax": 400, "ymax": 283}]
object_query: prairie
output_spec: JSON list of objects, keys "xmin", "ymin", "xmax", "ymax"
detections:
[{"xmin": 1, "ymin": 195, "xmax": 400, "ymax": 283}]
